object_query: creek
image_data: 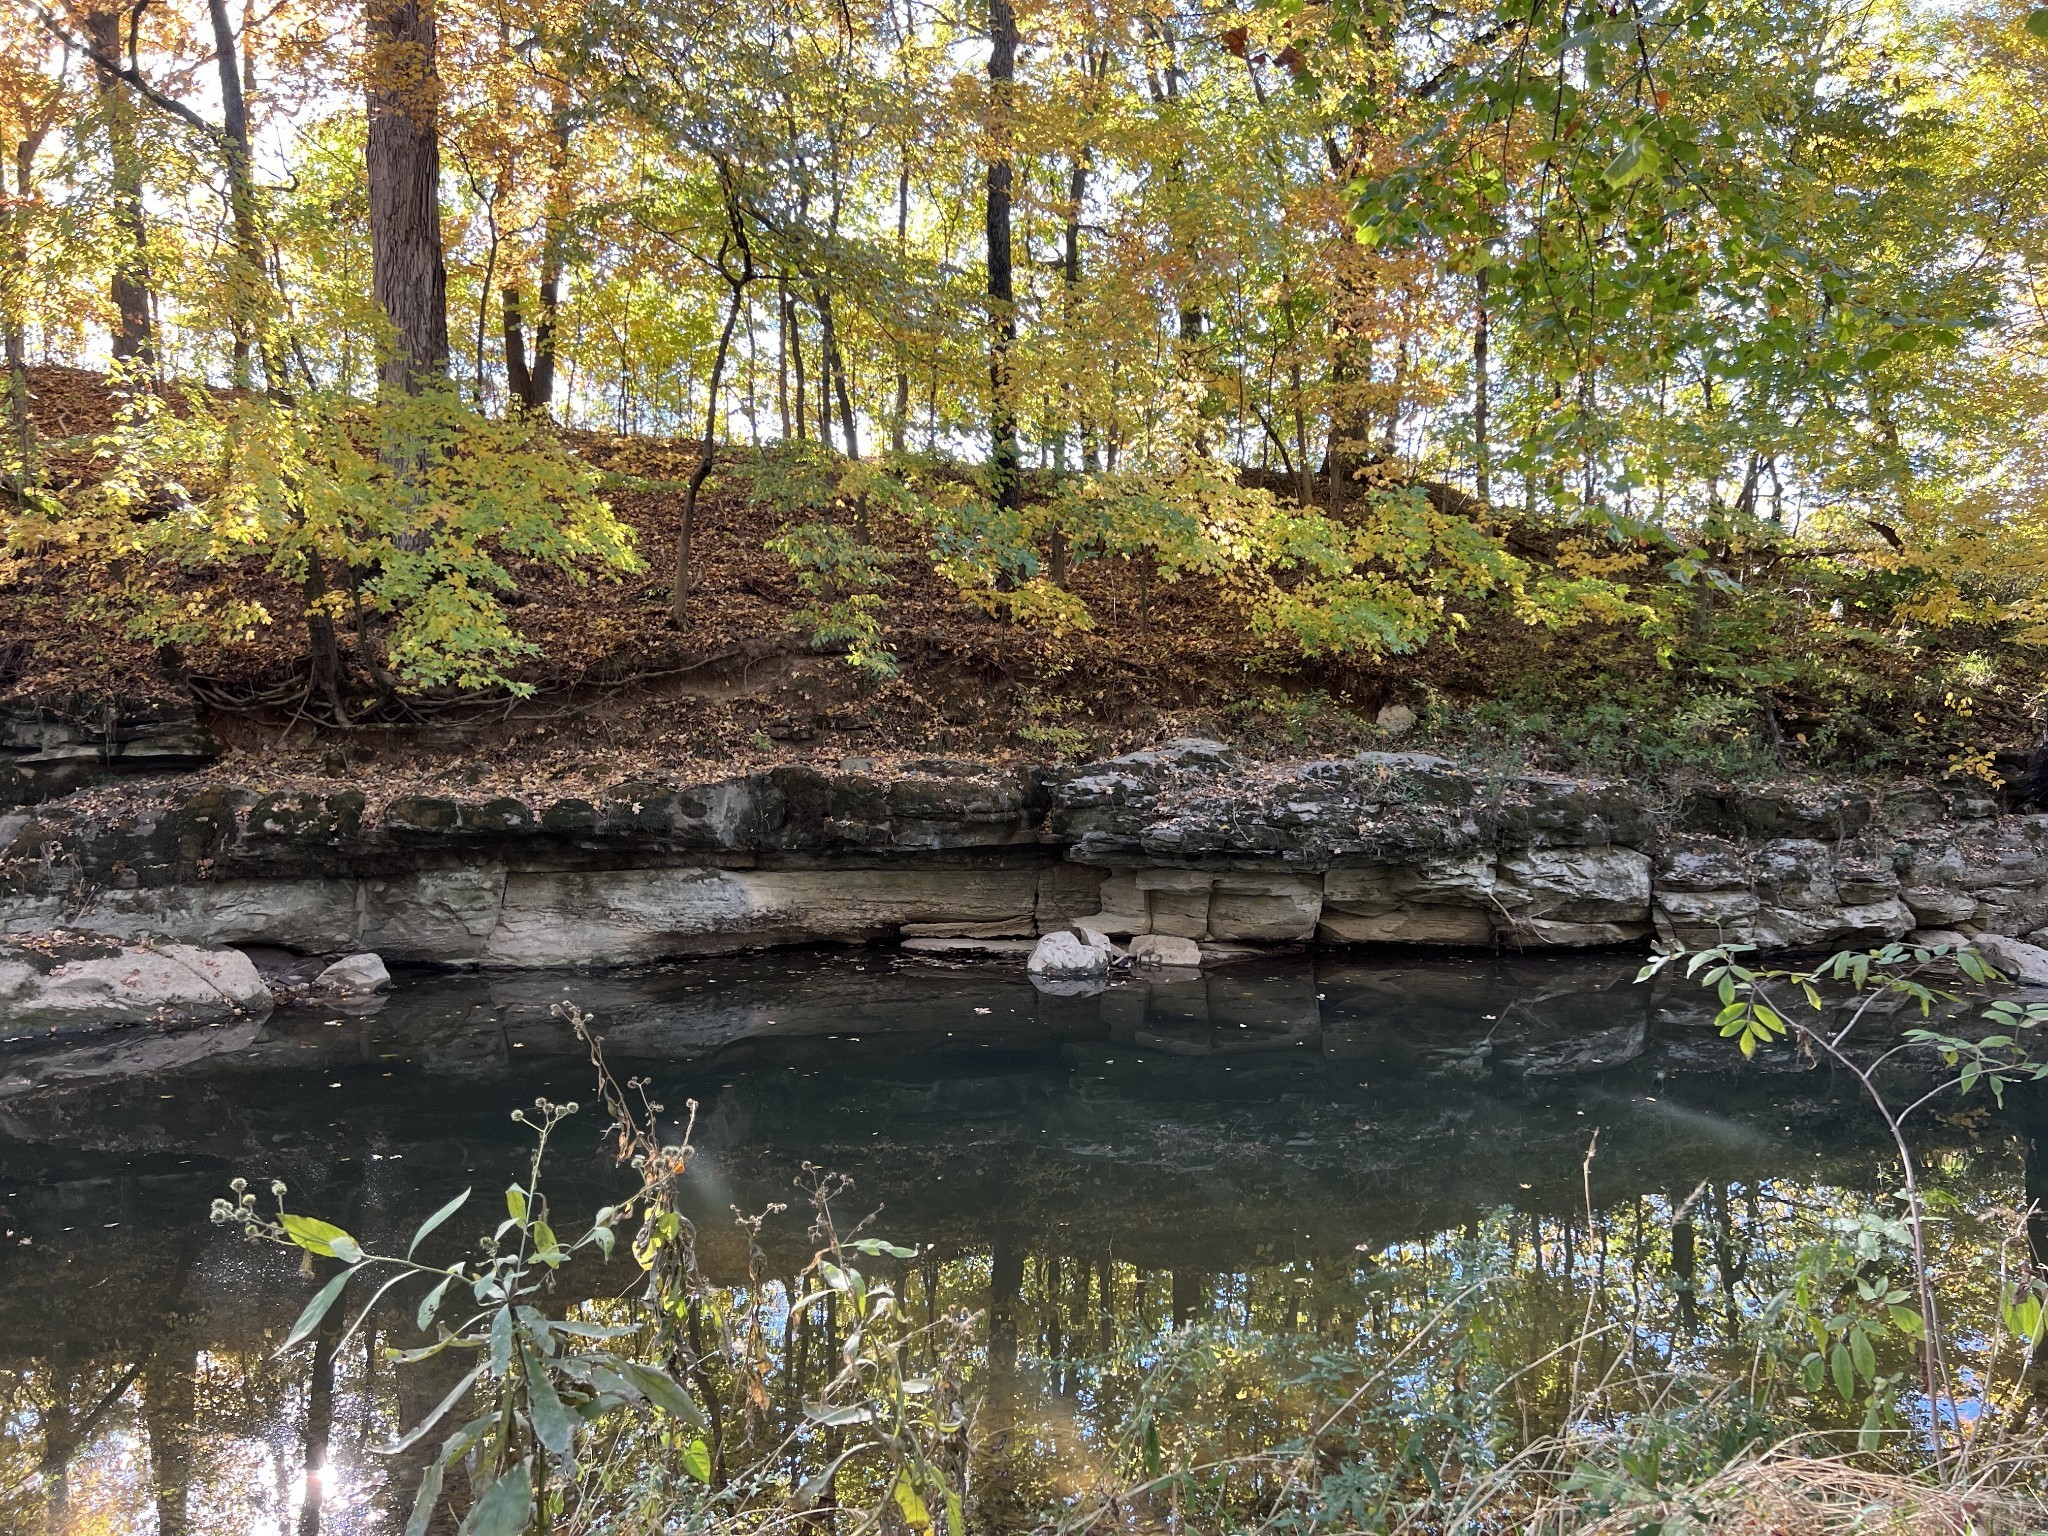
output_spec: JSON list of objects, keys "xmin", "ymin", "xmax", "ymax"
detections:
[{"xmin": 0, "ymin": 949, "xmax": 2041, "ymax": 1533}]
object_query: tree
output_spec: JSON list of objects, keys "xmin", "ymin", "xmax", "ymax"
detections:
[
  {"xmin": 984, "ymin": 0, "xmax": 1021, "ymax": 513},
  {"xmin": 365, "ymin": 0, "xmax": 450, "ymax": 392}
]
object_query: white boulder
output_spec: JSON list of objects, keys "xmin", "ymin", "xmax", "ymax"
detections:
[
  {"xmin": 1128, "ymin": 933, "xmax": 1202, "ymax": 968},
  {"xmin": 1027, "ymin": 930, "xmax": 1110, "ymax": 980},
  {"xmin": 1, "ymin": 937, "xmax": 271, "ymax": 1035},
  {"xmin": 315, "ymin": 952, "xmax": 392, "ymax": 995}
]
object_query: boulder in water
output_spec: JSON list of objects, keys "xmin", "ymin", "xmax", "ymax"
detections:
[
  {"xmin": 1028, "ymin": 930, "xmax": 1110, "ymax": 980},
  {"xmin": 0, "ymin": 935, "xmax": 271, "ymax": 1035},
  {"xmin": 315, "ymin": 952, "xmax": 392, "ymax": 995},
  {"xmin": 1129, "ymin": 933, "xmax": 1202, "ymax": 968}
]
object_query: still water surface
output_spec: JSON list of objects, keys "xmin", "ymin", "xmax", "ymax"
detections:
[{"xmin": 0, "ymin": 950, "xmax": 2040, "ymax": 1532}]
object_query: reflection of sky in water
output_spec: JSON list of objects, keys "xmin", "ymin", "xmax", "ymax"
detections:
[{"xmin": 0, "ymin": 949, "xmax": 2040, "ymax": 1531}]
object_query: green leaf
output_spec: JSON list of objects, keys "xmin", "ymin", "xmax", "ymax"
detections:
[
  {"xmin": 2006, "ymin": 1295, "xmax": 2045, "ymax": 1342},
  {"xmin": 682, "ymin": 1437, "xmax": 713, "ymax": 1484},
  {"xmin": 544, "ymin": 1319, "xmax": 637, "ymax": 1339},
  {"xmin": 1830, "ymin": 1342, "xmax": 1855, "ymax": 1402},
  {"xmin": 522, "ymin": 1342, "xmax": 579, "ymax": 1470},
  {"xmin": 1850, "ymin": 1325, "xmax": 1876, "ymax": 1383},
  {"xmin": 417, "ymin": 1275, "xmax": 454, "ymax": 1332},
  {"xmin": 2027, "ymin": 8, "xmax": 2048, "ymax": 39},
  {"xmin": 505, "ymin": 1185, "xmax": 528, "ymax": 1223},
  {"xmin": 408, "ymin": 1189, "xmax": 472, "ymax": 1258},
  {"xmin": 489, "ymin": 1306, "xmax": 513, "ymax": 1378},
  {"xmin": 946, "ymin": 1491, "xmax": 966, "ymax": 1536},
  {"xmin": 533, "ymin": 1219, "xmax": 562, "ymax": 1265},
  {"xmin": 280, "ymin": 1268, "xmax": 351, "ymax": 1353},
  {"xmin": 619, "ymin": 1360, "xmax": 707, "ymax": 1427},
  {"xmin": 379, "ymin": 1362, "xmax": 487, "ymax": 1455},
  {"xmin": 1604, "ymin": 138, "xmax": 1660, "ymax": 186},
  {"xmin": 281, "ymin": 1214, "xmax": 363, "ymax": 1264},
  {"xmin": 893, "ymin": 1471, "xmax": 934, "ymax": 1530},
  {"xmin": 440, "ymin": 1414, "xmax": 496, "ymax": 1468},
  {"xmin": 852, "ymin": 1238, "xmax": 918, "ymax": 1259},
  {"xmin": 460, "ymin": 1459, "xmax": 532, "ymax": 1536},
  {"xmin": 402, "ymin": 1457, "xmax": 445, "ymax": 1536},
  {"xmin": 804, "ymin": 1401, "xmax": 882, "ymax": 1426}
]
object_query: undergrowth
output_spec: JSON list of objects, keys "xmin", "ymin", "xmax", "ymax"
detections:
[{"xmin": 201, "ymin": 944, "xmax": 2048, "ymax": 1535}]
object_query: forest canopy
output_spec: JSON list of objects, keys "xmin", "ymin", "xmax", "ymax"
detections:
[{"xmin": 5, "ymin": 0, "xmax": 2048, "ymax": 770}]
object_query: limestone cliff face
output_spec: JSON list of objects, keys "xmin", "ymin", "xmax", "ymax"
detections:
[{"xmin": 0, "ymin": 738, "xmax": 2040, "ymax": 967}]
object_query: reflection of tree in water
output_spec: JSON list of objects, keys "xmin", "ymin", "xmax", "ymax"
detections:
[
  {"xmin": 5, "ymin": 1150, "xmax": 2037, "ymax": 1532},
  {"xmin": 2, "ymin": 953, "xmax": 2044, "ymax": 1529}
]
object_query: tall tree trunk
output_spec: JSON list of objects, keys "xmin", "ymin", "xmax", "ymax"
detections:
[
  {"xmin": 4, "ymin": 133, "xmax": 37, "ymax": 369},
  {"xmin": 813, "ymin": 292, "xmax": 835, "ymax": 452},
  {"xmin": 985, "ymin": 0, "xmax": 1021, "ymax": 513},
  {"xmin": 1474, "ymin": 265, "xmax": 1490, "ymax": 507},
  {"xmin": 1325, "ymin": 341, "xmax": 1375, "ymax": 510},
  {"xmin": 501, "ymin": 286, "xmax": 532, "ymax": 407},
  {"xmin": 365, "ymin": 0, "xmax": 450, "ymax": 392},
  {"xmin": 787, "ymin": 283, "xmax": 808, "ymax": 441},
  {"xmin": 816, "ymin": 288, "xmax": 857, "ymax": 460},
  {"xmin": 776, "ymin": 278, "xmax": 791, "ymax": 438},
  {"xmin": 674, "ymin": 239, "xmax": 753, "ymax": 624},
  {"xmin": 145, "ymin": 1345, "xmax": 197, "ymax": 1536},
  {"xmin": 524, "ymin": 104, "xmax": 571, "ymax": 412},
  {"xmin": 297, "ymin": 1281, "xmax": 345, "ymax": 1536},
  {"xmin": 1049, "ymin": 146, "xmax": 1091, "ymax": 584},
  {"xmin": 84, "ymin": 8, "xmax": 152, "ymax": 368},
  {"xmin": 208, "ymin": 0, "xmax": 280, "ymax": 391},
  {"xmin": 5, "ymin": 133, "xmax": 45, "ymax": 494},
  {"xmin": 1142, "ymin": 23, "xmax": 1204, "ymax": 352},
  {"xmin": 890, "ymin": 154, "xmax": 910, "ymax": 453},
  {"xmin": 530, "ymin": 258, "xmax": 559, "ymax": 407},
  {"xmin": 39, "ymin": 1346, "xmax": 75, "ymax": 1536}
]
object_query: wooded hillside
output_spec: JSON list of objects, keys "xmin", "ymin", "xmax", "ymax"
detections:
[{"xmin": 5, "ymin": 0, "xmax": 2048, "ymax": 782}]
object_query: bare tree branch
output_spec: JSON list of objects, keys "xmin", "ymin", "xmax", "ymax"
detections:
[{"xmin": 16, "ymin": 0, "xmax": 224, "ymax": 145}]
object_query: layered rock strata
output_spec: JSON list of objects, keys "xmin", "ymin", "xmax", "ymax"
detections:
[{"xmin": 0, "ymin": 740, "xmax": 2042, "ymax": 969}]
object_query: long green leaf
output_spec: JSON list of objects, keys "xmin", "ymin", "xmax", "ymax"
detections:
[
  {"xmin": 522, "ymin": 1341, "xmax": 579, "ymax": 1469},
  {"xmin": 402, "ymin": 1457, "xmax": 445, "ymax": 1536},
  {"xmin": 460, "ymin": 1460, "xmax": 532, "ymax": 1536},
  {"xmin": 489, "ymin": 1306, "xmax": 513, "ymax": 1378},
  {"xmin": 417, "ymin": 1274, "xmax": 454, "ymax": 1331},
  {"xmin": 408, "ymin": 1189, "xmax": 472, "ymax": 1258},
  {"xmin": 279, "ymin": 1269, "xmax": 352, "ymax": 1354},
  {"xmin": 377, "ymin": 1362, "xmax": 486, "ymax": 1456},
  {"xmin": 618, "ymin": 1360, "xmax": 706, "ymax": 1427}
]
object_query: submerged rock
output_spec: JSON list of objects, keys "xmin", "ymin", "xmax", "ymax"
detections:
[{"xmin": 0, "ymin": 935, "xmax": 270, "ymax": 1034}]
